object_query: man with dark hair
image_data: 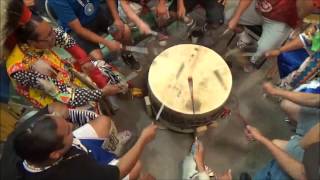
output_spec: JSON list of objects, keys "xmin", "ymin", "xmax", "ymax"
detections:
[{"xmin": 14, "ymin": 113, "xmax": 157, "ymax": 180}]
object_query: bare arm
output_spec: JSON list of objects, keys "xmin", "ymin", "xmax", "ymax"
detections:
[
  {"xmin": 117, "ymin": 124, "xmax": 157, "ymax": 178},
  {"xmin": 156, "ymin": 0, "xmax": 169, "ymax": 18},
  {"xmin": 245, "ymin": 126, "xmax": 307, "ymax": 180},
  {"xmin": 106, "ymin": 0, "xmax": 121, "ymax": 22},
  {"xmin": 274, "ymin": 90, "xmax": 319, "ymax": 107},
  {"xmin": 276, "ymin": 90, "xmax": 320, "ymax": 108},
  {"xmin": 263, "ymin": 82, "xmax": 320, "ymax": 107},
  {"xmin": 260, "ymin": 136, "xmax": 307, "ymax": 180},
  {"xmin": 227, "ymin": 0, "xmax": 253, "ymax": 30},
  {"xmin": 68, "ymin": 19, "xmax": 117, "ymax": 50},
  {"xmin": 279, "ymin": 37, "xmax": 304, "ymax": 53},
  {"xmin": 265, "ymin": 36, "xmax": 304, "ymax": 58},
  {"xmin": 232, "ymin": 0, "xmax": 253, "ymax": 19},
  {"xmin": 120, "ymin": 0, "xmax": 151, "ymax": 34}
]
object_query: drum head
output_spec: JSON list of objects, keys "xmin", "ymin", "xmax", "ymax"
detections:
[{"xmin": 148, "ymin": 44, "xmax": 232, "ymax": 115}]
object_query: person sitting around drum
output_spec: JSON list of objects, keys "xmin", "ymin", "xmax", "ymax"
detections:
[
  {"xmin": 244, "ymin": 123, "xmax": 319, "ymax": 180},
  {"xmin": 265, "ymin": 23, "xmax": 319, "ymax": 90},
  {"xmin": 263, "ymin": 81, "xmax": 320, "ymax": 130},
  {"xmin": 118, "ymin": 0, "xmax": 153, "ymax": 35},
  {"xmin": 47, "ymin": 0, "xmax": 141, "ymax": 71},
  {"xmin": 4, "ymin": 1, "xmax": 123, "ymax": 91},
  {"xmin": 182, "ymin": 140, "xmax": 232, "ymax": 180},
  {"xmin": 155, "ymin": 0, "xmax": 226, "ymax": 29},
  {"xmin": 13, "ymin": 110, "xmax": 158, "ymax": 180},
  {"xmin": 6, "ymin": 14, "xmax": 126, "ymax": 109},
  {"xmin": 224, "ymin": 0, "xmax": 309, "ymax": 70}
]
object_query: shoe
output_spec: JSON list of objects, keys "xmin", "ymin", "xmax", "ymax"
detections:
[
  {"xmin": 184, "ymin": 16, "xmax": 197, "ymax": 30},
  {"xmin": 122, "ymin": 52, "xmax": 142, "ymax": 72},
  {"xmin": 237, "ymin": 31, "xmax": 252, "ymax": 49},
  {"xmin": 103, "ymin": 130, "xmax": 132, "ymax": 156},
  {"xmin": 250, "ymin": 55, "xmax": 266, "ymax": 69},
  {"xmin": 112, "ymin": 130, "xmax": 132, "ymax": 156}
]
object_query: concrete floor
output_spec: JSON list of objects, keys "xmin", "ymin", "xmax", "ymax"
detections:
[{"xmin": 109, "ymin": 9, "xmax": 293, "ymax": 179}]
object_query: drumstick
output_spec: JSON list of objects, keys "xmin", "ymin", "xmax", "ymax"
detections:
[
  {"xmin": 150, "ymin": 31, "xmax": 169, "ymax": 41},
  {"xmin": 188, "ymin": 77, "xmax": 199, "ymax": 140},
  {"xmin": 176, "ymin": 63, "xmax": 185, "ymax": 79},
  {"xmin": 237, "ymin": 112, "xmax": 249, "ymax": 128},
  {"xmin": 230, "ymin": 96, "xmax": 250, "ymax": 129},
  {"xmin": 214, "ymin": 70, "xmax": 227, "ymax": 90},
  {"xmin": 155, "ymin": 103, "xmax": 165, "ymax": 121},
  {"xmin": 150, "ymin": 30, "xmax": 158, "ymax": 36},
  {"xmin": 123, "ymin": 45, "xmax": 149, "ymax": 54},
  {"xmin": 222, "ymin": 28, "xmax": 230, "ymax": 36},
  {"xmin": 187, "ymin": 76, "xmax": 195, "ymax": 116},
  {"xmin": 124, "ymin": 71, "xmax": 138, "ymax": 82}
]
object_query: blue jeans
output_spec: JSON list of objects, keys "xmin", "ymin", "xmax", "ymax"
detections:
[{"xmin": 254, "ymin": 160, "xmax": 293, "ymax": 180}]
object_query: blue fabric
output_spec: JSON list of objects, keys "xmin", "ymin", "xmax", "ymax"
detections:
[
  {"xmin": 253, "ymin": 136, "xmax": 305, "ymax": 180},
  {"xmin": 295, "ymin": 79, "xmax": 320, "ymax": 94},
  {"xmin": 48, "ymin": 0, "xmax": 101, "ymax": 32},
  {"xmin": 277, "ymin": 49, "xmax": 309, "ymax": 78},
  {"xmin": 295, "ymin": 105, "xmax": 320, "ymax": 136},
  {"xmin": 254, "ymin": 160, "xmax": 292, "ymax": 180},
  {"xmin": 286, "ymin": 135, "xmax": 304, "ymax": 161},
  {"xmin": 0, "ymin": 63, "xmax": 10, "ymax": 103},
  {"xmin": 79, "ymin": 139, "xmax": 117, "ymax": 165}
]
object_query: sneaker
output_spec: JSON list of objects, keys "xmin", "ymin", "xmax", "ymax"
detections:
[
  {"xmin": 103, "ymin": 130, "xmax": 132, "ymax": 156},
  {"xmin": 112, "ymin": 130, "xmax": 132, "ymax": 156},
  {"xmin": 122, "ymin": 52, "xmax": 142, "ymax": 72},
  {"xmin": 250, "ymin": 55, "xmax": 266, "ymax": 69},
  {"xmin": 185, "ymin": 16, "xmax": 197, "ymax": 32},
  {"xmin": 237, "ymin": 31, "xmax": 252, "ymax": 49}
]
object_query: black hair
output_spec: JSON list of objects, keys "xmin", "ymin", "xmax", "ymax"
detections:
[
  {"xmin": 13, "ymin": 115, "xmax": 64, "ymax": 164},
  {"xmin": 5, "ymin": 0, "xmax": 25, "ymax": 35},
  {"xmin": 15, "ymin": 15, "xmax": 44, "ymax": 43}
]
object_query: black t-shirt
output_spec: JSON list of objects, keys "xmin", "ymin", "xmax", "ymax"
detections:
[{"xmin": 18, "ymin": 147, "xmax": 120, "ymax": 180}]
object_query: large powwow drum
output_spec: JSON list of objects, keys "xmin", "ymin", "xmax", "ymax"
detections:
[{"xmin": 148, "ymin": 44, "xmax": 232, "ymax": 132}]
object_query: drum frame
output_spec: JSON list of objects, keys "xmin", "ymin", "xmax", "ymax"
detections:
[{"xmin": 148, "ymin": 87, "xmax": 225, "ymax": 132}]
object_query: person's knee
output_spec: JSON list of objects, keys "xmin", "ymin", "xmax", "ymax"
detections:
[
  {"xmin": 97, "ymin": 115, "xmax": 112, "ymax": 130},
  {"xmin": 271, "ymin": 139, "xmax": 288, "ymax": 150},
  {"xmin": 271, "ymin": 139, "xmax": 280, "ymax": 145},
  {"xmin": 280, "ymin": 99, "xmax": 297, "ymax": 113},
  {"xmin": 90, "ymin": 115, "xmax": 112, "ymax": 138}
]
